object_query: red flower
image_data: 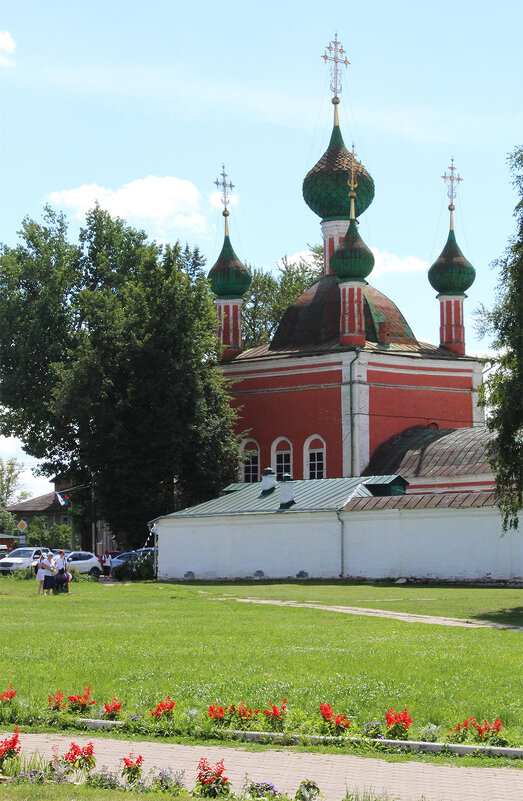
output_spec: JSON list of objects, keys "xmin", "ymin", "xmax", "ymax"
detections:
[
  {"xmin": 48, "ymin": 691, "xmax": 65, "ymax": 711},
  {"xmin": 0, "ymin": 686, "xmax": 17, "ymax": 703},
  {"xmin": 0, "ymin": 728, "xmax": 21, "ymax": 767},
  {"xmin": 150, "ymin": 696, "xmax": 175, "ymax": 719},
  {"xmin": 263, "ymin": 699, "xmax": 287, "ymax": 721},
  {"xmin": 103, "ymin": 697, "xmax": 122, "ymax": 718},
  {"xmin": 319, "ymin": 703, "xmax": 350, "ymax": 731},
  {"xmin": 67, "ymin": 685, "xmax": 95, "ymax": 712},
  {"xmin": 385, "ymin": 707, "xmax": 412, "ymax": 730}
]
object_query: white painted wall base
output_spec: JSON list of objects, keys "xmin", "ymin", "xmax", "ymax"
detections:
[{"xmin": 157, "ymin": 506, "xmax": 522, "ymax": 582}]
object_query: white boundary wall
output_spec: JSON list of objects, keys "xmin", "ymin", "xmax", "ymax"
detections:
[{"xmin": 157, "ymin": 506, "xmax": 522, "ymax": 582}]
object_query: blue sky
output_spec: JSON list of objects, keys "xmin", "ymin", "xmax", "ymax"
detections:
[{"xmin": 0, "ymin": 0, "xmax": 521, "ymax": 496}]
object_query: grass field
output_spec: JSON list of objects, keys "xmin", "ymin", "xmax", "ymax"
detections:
[{"xmin": 0, "ymin": 579, "xmax": 521, "ymax": 747}]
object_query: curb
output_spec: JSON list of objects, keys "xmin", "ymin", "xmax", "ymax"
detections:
[{"xmin": 77, "ymin": 721, "xmax": 523, "ymax": 758}]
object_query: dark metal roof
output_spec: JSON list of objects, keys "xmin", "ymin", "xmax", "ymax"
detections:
[
  {"xmin": 344, "ymin": 491, "xmax": 496, "ymax": 512},
  {"xmin": 269, "ymin": 276, "xmax": 418, "ymax": 351},
  {"xmin": 7, "ymin": 492, "xmax": 62, "ymax": 514},
  {"xmin": 364, "ymin": 427, "xmax": 494, "ymax": 478}
]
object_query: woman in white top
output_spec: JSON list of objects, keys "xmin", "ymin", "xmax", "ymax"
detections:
[
  {"xmin": 36, "ymin": 554, "xmax": 46, "ymax": 595},
  {"xmin": 42, "ymin": 553, "xmax": 56, "ymax": 595}
]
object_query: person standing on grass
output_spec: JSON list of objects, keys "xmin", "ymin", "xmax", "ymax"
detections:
[
  {"xmin": 54, "ymin": 549, "xmax": 69, "ymax": 593},
  {"xmin": 35, "ymin": 553, "xmax": 46, "ymax": 595},
  {"xmin": 42, "ymin": 552, "xmax": 56, "ymax": 595},
  {"xmin": 102, "ymin": 549, "xmax": 112, "ymax": 578}
]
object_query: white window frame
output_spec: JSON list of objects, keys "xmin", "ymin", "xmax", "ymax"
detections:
[
  {"xmin": 240, "ymin": 439, "xmax": 260, "ymax": 483},
  {"xmin": 303, "ymin": 434, "xmax": 326, "ymax": 479},
  {"xmin": 271, "ymin": 437, "xmax": 293, "ymax": 480}
]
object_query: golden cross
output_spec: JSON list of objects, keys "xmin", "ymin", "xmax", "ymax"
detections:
[
  {"xmin": 214, "ymin": 164, "xmax": 234, "ymax": 215},
  {"xmin": 442, "ymin": 158, "xmax": 462, "ymax": 206},
  {"xmin": 322, "ymin": 33, "xmax": 350, "ymax": 97}
]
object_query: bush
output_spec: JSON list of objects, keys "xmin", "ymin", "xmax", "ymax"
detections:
[
  {"xmin": 113, "ymin": 553, "xmax": 155, "ymax": 582},
  {"xmin": 12, "ymin": 567, "xmax": 35, "ymax": 581}
]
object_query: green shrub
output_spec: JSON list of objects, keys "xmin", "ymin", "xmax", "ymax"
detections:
[
  {"xmin": 12, "ymin": 567, "xmax": 35, "ymax": 581},
  {"xmin": 113, "ymin": 554, "xmax": 154, "ymax": 582}
]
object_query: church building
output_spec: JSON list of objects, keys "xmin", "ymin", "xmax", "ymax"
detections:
[{"xmin": 207, "ymin": 36, "xmax": 490, "ymax": 495}]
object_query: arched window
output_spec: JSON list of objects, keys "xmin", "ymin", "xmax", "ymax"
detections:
[
  {"xmin": 303, "ymin": 435, "xmax": 326, "ymax": 479},
  {"xmin": 271, "ymin": 437, "xmax": 292, "ymax": 480},
  {"xmin": 240, "ymin": 439, "xmax": 260, "ymax": 483}
]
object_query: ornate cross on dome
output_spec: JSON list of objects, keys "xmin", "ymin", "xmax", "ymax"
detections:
[
  {"xmin": 214, "ymin": 164, "xmax": 234, "ymax": 235},
  {"xmin": 442, "ymin": 158, "xmax": 462, "ymax": 230},
  {"xmin": 322, "ymin": 34, "xmax": 350, "ymax": 98},
  {"xmin": 214, "ymin": 164, "xmax": 234, "ymax": 216}
]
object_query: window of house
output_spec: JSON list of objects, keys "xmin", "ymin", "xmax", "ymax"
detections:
[
  {"xmin": 309, "ymin": 449, "xmax": 324, "ymax": 479},
  {"xmin": 272, "ymin": 438, "xmax": 292, "ymax": 480},
  {"xmin": 241, "ymin": 440, "xmax": 260, "ymax": 483},
  {"xmin": 275, "ymin": 450, "xmax": 291, "ymax": 479},
  {"xmin": 304, "ymin": 436, "xmax": 326, "ymax": 479}
]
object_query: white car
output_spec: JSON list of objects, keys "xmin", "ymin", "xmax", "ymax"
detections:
[
  {"xmin": 0, "ymin": 547, "xmax": 51, "ymax": 574},
  {"xmin": 66, "ymin": 551, "xmax": 101, "ymax": 577}
]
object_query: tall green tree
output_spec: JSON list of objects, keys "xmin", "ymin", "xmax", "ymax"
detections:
[
  {"xmin": 476, "ymin": 146, "xmax": 523, "ymax": 531},
  {"xmin": 243, "ymin": 252, "xmax": 322, "ymax": 348},
  {"xmin": 0, "ymin": 206, "xmax": 240, "ymax": 546},
  {"xmin": 0, "ymin": 457, "xmax": 23, "ymax": 507}
]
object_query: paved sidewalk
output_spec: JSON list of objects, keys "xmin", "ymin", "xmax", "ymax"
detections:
[
  {"xmin": 217, "ymin": 598, "xmax": 523, "ymax": 631},
  {"xmin": 15, "ymin": 731, "xmax": 523, "ymax": 801}
]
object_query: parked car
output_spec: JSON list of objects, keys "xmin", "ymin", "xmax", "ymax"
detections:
[
  {"xmin": 111, "ymin": 551, "xmax": 141, "ymax": 570},
  {"xmin": 51, "ymin": 549, "xmax": 71, "ymax": 556},
  {"xmin": 137, "ymin": 547, "xmax": 156, "ymax": 557},
  {"xmin": 66, "ymin": 551, "xmax": 101, "ymax": 577},
  {"xmin": 0, "ymin": 547, "xmax": 51, "ymax": 574}
]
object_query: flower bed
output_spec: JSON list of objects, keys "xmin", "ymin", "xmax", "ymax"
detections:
[{"xmin": 0, "ymin": 684, "xmax": 520, "ymax": 755}]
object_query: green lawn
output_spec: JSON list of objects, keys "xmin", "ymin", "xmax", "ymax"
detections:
[{"xmin": 0, "ymin": 579, "xmax": 521, "ymax": 747}]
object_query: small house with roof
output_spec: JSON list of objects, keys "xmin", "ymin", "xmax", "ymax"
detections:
[{"xmin": 155, "ymin": 469, "xmax": 520, "ymax": 582}]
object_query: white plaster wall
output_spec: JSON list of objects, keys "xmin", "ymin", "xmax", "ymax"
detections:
[
  {"xmin": 342, "ymin": 507, "xmax": 522, "ymax": 580},
  {"xmin": 158, "ymin": 512, "xmax": 341, "ymax": 580},
  {"xmin": 157, "ymin": 507, "xmax": 522, "ymax": 582}
]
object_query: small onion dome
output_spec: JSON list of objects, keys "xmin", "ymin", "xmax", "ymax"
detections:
[
  {"xmin": 428, "ymin": 229, "xmax": 475, "ymax": 295},
  {"xmin": 302, "ymin": 124, "xmax": 375, "ymax": 221},
  {"xmin": 330, "ymin": 219, "xmax": 375, "ymax": 281},
  {"xmin": 208, "ymin": 233, "xmax": 252, "ymax": 298}
]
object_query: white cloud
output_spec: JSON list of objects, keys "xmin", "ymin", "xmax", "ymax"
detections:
[
  {"xmin": 371, "ymin": 248, "xmax": 428, "ymax": 278},
  {"xmin": 0, "ymin": 436, "xmax": 53, "ymax": 499},
  {"xmin": 0, "ymin": 30, "xmax": 16, "ymax": 67},
  {"xmin": 48, "ymin": 175, "xmax": 207, "ymax": 235}
]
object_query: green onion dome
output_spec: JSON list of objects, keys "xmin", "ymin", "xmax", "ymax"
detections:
[
  {"xmin": 302, "ymin": 124, "xmax": 375, "ymax": 221},
  {"xmin": 330, "ymin": 219, "xmax": 375, "ymax": 281},
  {"xmin": 428, "ymin": 229, "xmax": 475, "ymax": 295},
  {"xmin": 208, "ymin": 232, "xmax": 252, "ymax": 299}
]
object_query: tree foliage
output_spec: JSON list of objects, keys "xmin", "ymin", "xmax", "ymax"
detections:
[
  {"xmin": 0, "ymin": 206, "xmax": 241, "ymax": 547},
  {"xmin": 0, "ymin": 457, "xmax": 23, "ymax": 508},
  {"xmin": 26, "ymin": 517, "xmax": 71, "ymax": 549},
  {"xmin": 242, "ymin": 250, "xmax": 322, "ymax": 348},
  {"xmin": 476, "ymin": 146, "xmax": 523, "ymax": 531}
]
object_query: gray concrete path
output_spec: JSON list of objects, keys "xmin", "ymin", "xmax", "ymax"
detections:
[
  {"xmin": 216, "ymin": 598, "xmax": 523, "ymax": 631},
  {"xmin": 14, "ymin": 731, "xmax": 523, "ymax": 801}
]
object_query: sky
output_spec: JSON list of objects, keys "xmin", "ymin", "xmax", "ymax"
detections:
[{"xmin": 0, "ymin": 0, "xmax": 521, "ymax": 497}]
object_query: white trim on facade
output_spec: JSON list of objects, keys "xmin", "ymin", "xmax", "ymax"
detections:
[{"xmin": 303, "ymin": 434, "xmax": 327, "ymax": 479}]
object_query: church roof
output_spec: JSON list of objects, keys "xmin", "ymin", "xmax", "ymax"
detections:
[
  {"xmin": 363, "ymin": 426, "xmax": 494, "ymax": 478},
  {"xmin": 269, "ymin": 276, "xmax": 418, "ymax": 351}
]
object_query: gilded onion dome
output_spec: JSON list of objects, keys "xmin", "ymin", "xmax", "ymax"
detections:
[
  {"xmin": 330, "ymin": 218, "xmax": 375, "ymax": 281},
  {"xmin": 302, "ymin": 113, "xmax": 375, "ymax": 221},
  {"xmin": 428, "ymin": 228, "xmax": 475, "ymax": 295}
]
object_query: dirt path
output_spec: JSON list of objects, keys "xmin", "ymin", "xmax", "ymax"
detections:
[{"xmin": 215, "ymin": 597, "xmax": 523, "ymax": 631}]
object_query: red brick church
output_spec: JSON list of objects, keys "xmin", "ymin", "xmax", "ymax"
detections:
[{"xmin": 207, "ymin": 38, "xmax": 492, "ymax": 496}]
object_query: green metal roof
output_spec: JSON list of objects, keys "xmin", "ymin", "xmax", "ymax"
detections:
[{"xmin": 155, "ymin": 477, "xmax": 402, "ymax": 521}]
